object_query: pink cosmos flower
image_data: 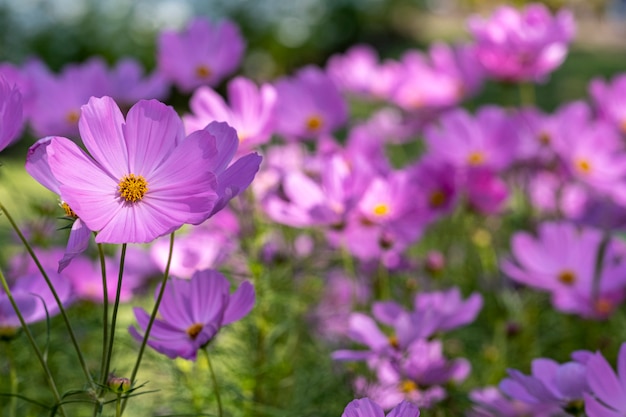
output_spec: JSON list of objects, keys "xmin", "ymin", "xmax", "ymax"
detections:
[
  {"xmin": 589, "ymin": 73, "xmax": 626, "ymax": 134},
  {"xmin": 584, "ymin": 342, "xmax": 626, "ymax": 417},
  {"xmin": 107, "ymin": 57, "xmax": 169, "ymax": 107},
  {"xmin": 342, "ymin": 398, "xmax": 420, "ymax": 417},
  {"xmin": 184, "ymin": 76, "xmax": 277, "ymax": 155},
  {"xmin": 273, "ymin": 65, "xmax": 348, "ymax": 140},
  {"xmin": 326, "ymin": 44, "xmax": 387, "ymax": 99},
  {"xmin": 27, "ymin": 96, "xmax": 260, "ymax": 244},
  {"xmin": 157, "ymin": 18, "xmax": 245, "ymax": 93},
  {"xmin": 129, "ymin": 269, "xmax": 254, "ymax": 360},
  {"xmin": 502, "ymin": 221, "xmax": 626, "ymax": 319},
  {"xmin": 467, "ymin": 3, "xmax": 575, "ymax": 82},
  {"xmin": 0, "ymin": 75, "xmax": 23, "ymax": 151},
  {"xmin": 469, "ymin": 386, "xmax": 561, "ymax": 417}
]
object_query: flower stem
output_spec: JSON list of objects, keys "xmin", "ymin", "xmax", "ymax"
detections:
[
  {"xmin": 518, "ymin": 82, "xmax": 536, "ymax": 107},
  {"xmin": 121, "ymin": 232, "xmax": 175, "ymax": 415},
  {"xmin": 0, "ymin": 268, "xmax": 67, "ymax": 417},
  {"xmin": 102, "ymin": 244, "xmax": 127, "ymax": 386},
  {"xmin": 203, "ymin": 348, "xmax": 223, "ymax": 417},
  {"xmin": 0, "ymin": 202, "xmax": 95, "ymax": 390},
  {"xmin": 97, "ymin": 242, "xmax": 109, "ymax": 387}
]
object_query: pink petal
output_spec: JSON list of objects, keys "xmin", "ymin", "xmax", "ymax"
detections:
[
  {"xmin": 123, "ymin": 99, "xmax": 185, "ymax": 176},
  {"xmin": 588, "ymin": 352, "xmax": 626, "ymax": 411},
  {"xmin": 342, "ymin": 398, "xmax": 385, "ymax": 417},
  {"xmin": 223, "ymin": 281, "xmax": 255, "ymax": 325},
  {"xmin": 203, "ymin": 121, "xmax": 239, "ymax": 174},
  {"xmin": 78, "ymin": 96, "xmax": 128, "ymax": 178},
  {"xmin": 189, "ymin": 270, "xmax": 228, "ymax": 325}
]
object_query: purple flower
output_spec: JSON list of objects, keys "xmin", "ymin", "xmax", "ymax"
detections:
[
  {"xmin": 157, "ymin": 18, "xmax": 245, "ymax": 93},
  {"xmin": 469, "ymin": 386, "xmax": 561, "ymax": 417},
  {"xmin": 28, "ymin": 96, "xmax": 260, "ymax": 244},
  {"xmin": 129, "ymin": 269, "xmax": 254, "ymax": 360},
  {"xmin": 0, "ymin": 75, "xmax": 24, "ymax": 151},
  {"xmin": 341, "ymin": 398, "xmax": 420, "ymax": 417},
  {"xmin": 273, "ymin": 65, "xmax": 348, "ymax": 140},
  {"xmin": 500, "ymin": 356, "xmax": 589, "ymax": 408},
  {"xmin": 184, "ymin": 76, "xmax": 277, "ymax": 154},
  {"xmin": 467, "ymin": 3, "xmax": 575, "ymax": 82},
  {"xmin": 589, "ymin": 73, "xmax": 626, "ymax": 133},
  {"xmin": 585, "ymin": 342, "xmax": 626, "ymax": 417},
  {"xmin": 107, "ymin": 58, "xmax": 169, "ymax": 107}
]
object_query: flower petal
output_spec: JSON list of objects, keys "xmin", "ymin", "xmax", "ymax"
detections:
[
  {"xmin": 222, "ymin": 281, "xmax": 255, "ymax": 325},
  {"xmin": 78, "ymin": 96, "xmax": 128, "ymax": 178}
]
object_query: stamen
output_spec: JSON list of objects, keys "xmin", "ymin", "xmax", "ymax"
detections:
[
  {"xmin": 538, "ymin": 131, "xmax": 550, "ymax": 145},
  {"xmin": 373, "ymin": 203, "xmax": 389, "ymax": 216},
  {"xmin": 557, "ymin": 270, "xmax": 576, "ymax": 285},
  {"xmin": 388, "ymin": 335, "xmax": 399, "ymax": 349},
  {"xmin": 195, "ymin": 64, "xmax": 212, "ymax": 79},
  {"xmin": 429, "ymin": 190, "xmax": 446, "ymax": 208},
  {"xmin": 305, "ymin": 115, "xmax": 323, "ymax": 132},
  {"xmin": 66, "ymin": 110, "xmax": 80, "ymax": 124},
  {"xmin": 186, "ymin": 323, "xmax": 203, "ymax": 340},
  {"xmin": 467, "ymin": 151, "xmax": 485, "ymax": 166},
  {"xmin": 575, "ymin": 159, "xmax": 591, "ymax": 175},
  {"xmin": 118, "ymin": 174, "xmax": 148, "ymax": 203},
  {"xmin": 61, "ymin": 202, "xmax": 77, "ymax": 218},
  {"xmin": 400, "ymin": 380, "xmax": 417, "ymax": 393}
]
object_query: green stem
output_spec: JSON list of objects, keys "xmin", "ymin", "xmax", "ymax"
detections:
[
  {"xmin": 121, "ymin": 232, "xmax": 175, "ymax": 415},
  {"xmin": 102, "ymin": 244, "xmax": 127, "ymax": 386},
  {"xmin": 0, "ymin": 203, "xmax": 95, "ymax": 390},
  {"xmin": 518, "ymin": 82, "xmax": 536, "ymax": 107},
  {"xmin": 0, "ymin": 269, "xmax": 67, "ymax": 417},
  {"xmin": 115, "ymin": 394, "xmax": 122, "ymax": 417},
  {"xmin": 203, "ymin": 348, "xmax": 223, "ymax": 417},
  {"xmin": 97, "ymin": 242, "xmax": 109, "ymax": 388},
  {"xmin": 6, "ymin": 342, "xmax": 17, "ymax": 417}
]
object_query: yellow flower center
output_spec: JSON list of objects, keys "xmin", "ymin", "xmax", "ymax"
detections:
[
  {"xmin": 186, "ymin": 323, "xmax": 204, "ymax": 340},
  {"xmin": 388, "ymin": 335, "xmax": 399, "ymax": 349},
  {"xmin": 61, "ymin": 202, "xmax": 77, "ymax": 218},
  {"xmin": 195, "ymin": 64, "xmax": 212, "ymax": 79},
  {"xmin": 66, "ymin": 110, "xmax": 80, "ymax": 124},
  {"xmin": 400, "ymin": 380, "xmax": 417, "ymax": 393},
  {"xmin": 575, "ymin": 159, "xmax": 592, "ymax": 175},
  {"xmin": 372, "ymin": 203, "xmax": 389, "ymax": 216},
  {"xmin": 118, "ymin": 174, "xmax": 148, "ymax": 203},
  {"xmin": 557, "ymin": 270, "xmax": 576, "ymax": 285},
  {"xmin": 429, "ymin": 190, "xmax": 447, "ymax": 208},
  {"xmin": 467, "ymin": 151, "xmax": 485, "ymax": 166},
  {"xmin": 305, "ymin": 115, "xmax": 323, "ymax": 132},
  {"xmin": 538, "ymin": 131, "xmax": 551, "ymax": 145}
]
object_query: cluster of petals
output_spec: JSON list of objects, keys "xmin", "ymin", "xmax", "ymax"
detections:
[
  {"xmin": 332, "ymin": 287, "xmax": 480, "ymax": 409},
  {"xmin": 341, "ymin": 398, "xmax": 420, "ymax": 417},
  {"xmin": 0, "ymin": 75, "xmax": 24, "ymax": 151},
  {"xmin": 585, "ymin": 342, "xmax": 626, "ymax": 417},
  {"xmin": 129, "ymin": 269, "xmax": 254, "ymax": 360},
  {"xmin": 157, "ymin": 17, "xmax": 244, "ymax": 93},
  {"xmin": 26, "ymin": 95, "xmax": 261, "ymax": 247},
  {"xmin": 502, "ymin": 221, "xmax": 626, "ymax": 319},
  {"xmin": 467, "ymin": 3, "xmax": 575, "ymax": 82}
]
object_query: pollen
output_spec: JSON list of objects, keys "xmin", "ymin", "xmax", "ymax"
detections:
[
  {"xmin": 186, "ymin": 323, "xmax": 203, "ymax": 340},
  {"xmin": 118, "ymin": 174, "xmax": 148, "ymax": 203},
  {"xmin": 66, "ymin": 110, "xmax": 80, "ymax": 124},
  {"xmin": 388, "ymin": 335, "xmax": 399, "ymax": 349},
  {"xmin": 400, "ymin": 380, "xmax": 417, "ymax": 393},
  {"xmin": 467, "ymin": 151, "xmax": 485, "ymax": 166},
  {"xmin": 557, "ymin": 270, "xmax": 576, "ymax": 285},
  {"xmin": 372, "ymin": 203, "xmax": 389, "ymax": 216},
  {"xmin": 575, "ymin": 158, "xmax": 592, "ymax": 175},
  {"xmin": 305, "ymin": 115, "xmax": 323, "ymax": 132},
  {"xmin": 429, "ymin": 190, "xmax": 447, "ymax": 208},
  {"xmin": 538, "ymin": 131, "xmax": 551, "ymax": 145},
  {"xmin": 195, "ymin": 64, "xmax": 212, "ymax": 79},
  {"xmin": 60, "ymin": 202, "xmax": 77, "ymax": 218}
]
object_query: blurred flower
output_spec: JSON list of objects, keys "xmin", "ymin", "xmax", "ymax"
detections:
[
  {"xmin": 589, "ymin": 73, "xmax": 626, "ymax": 134},
  {"xmin": 0, "ymin": 75, "xmax": 24, "ymax": 151},
  {"xmin": 273, "ymin": 65, "xmax": 348, "ymax": 140},
  {"xmin": 107, "ymin": 57, "xmax": 169, "ymax": 108},
  {"xmin": 184, "ymin": 76, "xmax": 277, "ymax": 155},
  {"xmin": 341, "ymin": 398, "xmax": 420, "ymax": 417},
  {"xmin": 467, "ymin": 3, "xmax": 575, "ymax": 82},
  {"xmin": 500, "ymin": 355, "xmax": 589, "ymax": 410},
  {"xmin": 469, "ymin": 386, "xmax": 561, "ymax": 417},
  {"xmin": 129, "ymin": 269, "xmax": 254, "ymax": 360},
  {"xmin": 584, "ymin": 342, "xmax": 626, "ymax": 417},
  {"xmin": 502, "ymin": 221, "xmax": 626, "ymax": 319},
  {"xmin": 157, "ymin": 18, "xmax": 245, "ymax": 93}
]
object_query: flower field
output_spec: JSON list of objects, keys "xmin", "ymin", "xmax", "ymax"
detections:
[{"xmin": 1, "ymin": 2, "xmax": 626, "ymax": 416}]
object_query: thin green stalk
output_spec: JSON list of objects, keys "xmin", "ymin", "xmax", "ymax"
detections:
[
  {"xmin": 518, "ymin": 82, "xmax": 536, "ymax": 107},
  {"xmin": 121, "ymin": 232, "xmax": 175, "ymax": 415},
  {"xmin": 6, "ymin": 342, "xmax": 17, "ymax": 417},
  {"xmin": 115, "ymin": 394, "xmax": 122, "ymax": 417},
  {"xmin": 0, "ymin": 203, "xmax": 95, "ymax": 390},
  {"xmin": 203, "ymin": 348, "xmax": 223, "ymax": 417},
  {"xmin": 0, "ymin": 269, "xmax": 67, "ymax": 417},
  {"xmin": 97, "ymin": 242, "xmax": 109, "ymax": 388},
  {"xmin": 102, "ymin": 244, "xmax": 127, "ymax": 386}
]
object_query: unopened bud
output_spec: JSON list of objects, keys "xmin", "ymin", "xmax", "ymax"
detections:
[{"xmin": 107, "ymin": 375, "xmax": 131, "ymax": 393}]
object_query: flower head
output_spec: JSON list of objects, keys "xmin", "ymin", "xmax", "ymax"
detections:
[
  {"xmin": 0, "ymin": 75, "xmax": 24, "ymax": 151},
  {"xmin": 27, "ymin": 96, "xmax": 256, "ymax": 244},
  {"xmin": 129, "ymin": 269, "xmax": 254, "ymax": 360}
]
